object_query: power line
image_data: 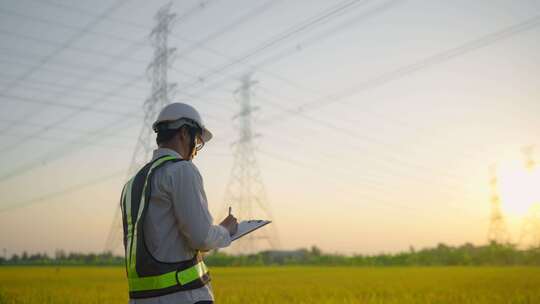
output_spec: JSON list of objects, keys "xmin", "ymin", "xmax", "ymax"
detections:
[
  {"xmin": 0, "ymin": 169, "xmax": 126, "ymax": 213},
  {"xmin": 254, "ymin": 119, "xmax": 474, "ymax": 205},
  {"xmin": 235, "ymin": 14, "xmax": 540, "ymax": 186},
  {"xmin": 172, "ymin": 0, "xmax": 280, "ymax": 59},
  {"xmin": 0, "ymin": 71, "xmax": 146, "ymax": 153},
  {"xmin": 163, "ymin": 1, "xmax": 407, "ymax": 139},
  {"xmin": 179, "ymin": 0, "xmax": 401, "ymax": 99},
  {"xmin": 261, "ymin": 14, "xmax": 540, "ymax": 124},
  {"xmin": 221, "ymin": 80, "xmax": 482, "ymax": 221},
  {"xmin": 257, "ymin": 148, "xmax": 482, "ymax": 219},
  {"xmin": 0, "ymin": 0, "xmax": 148, "ymax": 145},
  {"xmin": 0, "ymin": 151, "xmax": 233, "ymax": 214},
  {"xmin": 0, "ymin": 1, "xmax": 225, "ymax": 153},
  {"xmin": 30, "ymin": 0, "xmax": 219, "ymax": 31},
  {"xmin": 198, "ymin": 85, "xmax": 472, "ymax": 202},
  {"xmin": 177, "ymin": 5, "xmax": 537, "ymax": 171},
  {"xmin": 0, "ymin": 54, "xmax": 149, "ymax": 91},
  {"xmin": 247, "ymin": 0, "xmax": 403, "ymax": 76},
  {"xmin": 0, "ymin": 4, "xmax": 532, "ymax": 218},
  {"xmin": 0, "ymin": 8, "xmax": 149, "ymax": 45},
  {"xmin": 0, "ymin": 117, "xmax": 133, "ymax": 139},
  {"xmin": 253, "ymin": 87, "xmax": 468, "ymax": 185},
  {"xmin": 26, "ymin": 0, "xmax": 154, "ymax": 31},
  {"xmin": 0, "ymin": 0, "xmax": 224, "ymax": 73},
  {"xmin": 168, "ymin": 1, "xmax": 520, "ymax": 185},
  {"xmin": 0, "ymin": 94, "xmax": 144, "ymax": 118},
  {"xmin": 237, "ymin": 84, "xmax": 484, "ymax": 209},
  {"xmin": 0, "ymin": 87, "xmax": 233, "ymax": 146},
  {"xmin": 0, "ymin": 109, "xmax": 474, "ymax": 221},
  {"xmin": 0, "ymin": 72, "xmax": 142, "ymax": 106},
  {"xmin": 0, "ymin": 112, "xmax": 140, "ymax": 182},
  {"xmin": 172, "ymin": 0, "xmax": 220, "ymax": 26},
  {"xmin": 175, "ymin": 0, "xmax": 371, "ymax": 91},
  {"xmin": 167, "ymin": 0, "xmax": 282, "ymax": 81},
  {"xmin": 1, "ymin": 0, "xmax": 367, "ymax": 127},
  {"xmin": 0, "ymin": 29, "xmax": 149, "ymax": 66},
  {"xmin": 0, "ymin": 131, "xmax": 132, "ymax": 151},
  {"xmin": 0, "ymin": 16, "xmax": 162, "ymax": 148},
  {"xmin": 0, "ymin": 0, "xmax": 130, "ymax": 94},
  {"xmin": 257, "ymin": 148, "xmax": 416, "ymax": 213},
  {"xmin": 218, "ymin": 0, "xmax": 402, "ymax": 98},
  {"xmin": 189, "ymin": 85, "xmax": 471, "ymax": 200}
]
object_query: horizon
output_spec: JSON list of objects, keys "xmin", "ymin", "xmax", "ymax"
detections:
[
  {"xmin": 0, "ymin": 0, "xmax": 539, "ymax": 257},
  {"xmin": 1, "ymin": 239, "xmax": 532, "ymax": 259}
]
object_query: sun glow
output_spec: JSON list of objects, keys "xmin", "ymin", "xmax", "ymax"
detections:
[{"xmin": 497, "ymin": 161, "xmax": 540, "ymax": 216}]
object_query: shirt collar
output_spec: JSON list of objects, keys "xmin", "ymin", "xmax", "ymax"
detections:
[{"xmin": 151, "ymin": 147, "xmax": 183, "ymax": 161}]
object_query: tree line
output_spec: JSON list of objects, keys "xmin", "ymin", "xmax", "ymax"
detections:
[{"xmin": 1, "ymin": 242, "xmax": 539, "ymax": 266}]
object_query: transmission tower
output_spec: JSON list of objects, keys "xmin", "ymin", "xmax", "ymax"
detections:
[
  {"xmin": 521, "ymin": 145, "xmax": 536, "ymax": 171},
  {"xmin": 519, "ymin": 145, "xmax": 540, "ymax": 248},
  {"xmin": 487, "ymin": 164, "xmax": 510, "ymax": 244},
  {"xmin": 519, "ymin": 204, "xmax": 540, "ymax": 248},
  {"xmin": 222, "ymin": 74, "xmax": 280, "ymax": 254},
  {"xmin": 104, "ymin": 3, "xmax": 177, "ymax": 253}
]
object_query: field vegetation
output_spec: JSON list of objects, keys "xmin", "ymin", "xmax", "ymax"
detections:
[{"xmin": 0, "ymin": 266, "xmax": 539, "ymax": 303}]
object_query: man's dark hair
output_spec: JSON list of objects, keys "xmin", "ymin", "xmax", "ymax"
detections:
[
  {"xmin": 155, "ymin": 124, "xmax": 202, "ymax": 147},
  {"xmin": 156, "ymin": 127, "xmax": 181, "ymax": 146}
]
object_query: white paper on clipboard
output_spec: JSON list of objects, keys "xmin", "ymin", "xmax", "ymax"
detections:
[{"xmin": 231, "ymin": 220, "xmax": 271, "ymax": 241}]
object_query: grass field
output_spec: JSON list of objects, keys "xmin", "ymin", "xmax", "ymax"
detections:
[{"xmin": 0, "ymin": 266, "xmax": 539, "ymax": 303}]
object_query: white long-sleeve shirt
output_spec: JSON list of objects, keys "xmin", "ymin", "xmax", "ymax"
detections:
[{"xmin": 129, "ymin": 147, "xmax": 231, "ymax": 304}]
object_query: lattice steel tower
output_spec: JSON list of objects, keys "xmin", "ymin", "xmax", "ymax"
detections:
[
  {"xmin": 520, "ymin": 204, "xmax": 540, "ymax": 248},
  {"xmin": 521, "ymin": 145, "xmax": 536, "ymax": 170},
  {"xmin": 104, "ymin": 3, "xmax": 177, "ymax": 253},
  {"xmin": 222, "ymin": 74, "xmax": 280, "ymax": 254},
  {"xmin": 519, "ymin": 145, "xmax": 540, "ymax": 248},
  {"xmin": 487, "ymin": 164, "xmax": 510, "ymax": 244}
]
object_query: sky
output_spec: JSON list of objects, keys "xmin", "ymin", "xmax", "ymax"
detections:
[{"xmin": 0, "ymin": 0, "xmax": 539, "ymax": 256}]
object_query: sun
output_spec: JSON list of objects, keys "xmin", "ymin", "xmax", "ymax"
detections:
[{"xmin": 497, "ymin": 161, "xmax": 540, "ymax": 216}]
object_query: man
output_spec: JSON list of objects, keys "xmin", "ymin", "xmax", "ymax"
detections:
[{"xmin": 121, "ymin": 102, "xmax": 238, "ymax": 304}]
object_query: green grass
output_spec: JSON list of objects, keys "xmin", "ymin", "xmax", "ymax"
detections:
[{"xmin": 0, "ymin": 266, "xmax": 539, "ymax": 303}]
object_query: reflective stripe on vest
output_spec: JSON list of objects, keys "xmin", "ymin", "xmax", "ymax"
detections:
[
  {"xmin": 121, "ymin": 155, "xmax": 210, "ymax": 298},
  {"xmin": 129, "ymin": 261, "xmax": 209, "ymax": 291}
]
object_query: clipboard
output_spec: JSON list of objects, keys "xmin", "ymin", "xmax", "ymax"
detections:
[{"xmin": 231, "ymin": 220, "xmax": 271, "ymax": 241}]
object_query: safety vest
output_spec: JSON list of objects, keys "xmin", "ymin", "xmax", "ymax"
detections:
[{"xmin": 120, "ymin": 155, "xmax": 211, "ymax": 299}]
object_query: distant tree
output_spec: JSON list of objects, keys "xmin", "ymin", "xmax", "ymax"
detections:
[
  {"xmin": 310, "ymin": 245, "xmax": 322, "ymax": 257},
  {"xmin": 55, "ymin": 249, "xmax": 66, "ymax": 260},
  {"xmin": 10, "ymin": 254, "xmax": 19, "ymax": 263}
]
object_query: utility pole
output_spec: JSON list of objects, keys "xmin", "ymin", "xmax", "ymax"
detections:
[
  {"xmin": 104, "ymin": 3, "xmax": 177, "ymax": 253},
  {"xmin": 222, "ymin": 73, "xmax": 280, "ymax": 254},
  {"xmin": 487, "ymin": 164, "xmax": 510, "ymax": 244}
]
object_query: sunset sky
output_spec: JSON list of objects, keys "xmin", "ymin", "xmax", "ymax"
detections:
[{"xmin": 0, "ymin": 0, "xmax": 539, "ymax": 256}]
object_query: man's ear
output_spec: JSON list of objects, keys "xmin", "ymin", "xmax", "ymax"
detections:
[
  {"xmin": 178, "ymin": 126, "xmax": 189, "ymax": 141},
  {"xmin": 176, "ymin": 130, "xmax": 182, "ymax": 143}
]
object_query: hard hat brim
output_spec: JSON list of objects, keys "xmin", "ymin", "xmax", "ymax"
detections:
[{"xmin": 201, "ymin": 128, "xmax": 213, "ymax": 143}]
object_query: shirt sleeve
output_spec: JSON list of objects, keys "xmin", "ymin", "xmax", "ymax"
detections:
[{"xmin": 168, "ymin": 161, "xmax": 231, "ymax": 251}]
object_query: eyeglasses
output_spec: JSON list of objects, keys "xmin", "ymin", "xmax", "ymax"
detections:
[{"xmin": 194, "ymin": 133, "xmax": 205, "ymax": 152}]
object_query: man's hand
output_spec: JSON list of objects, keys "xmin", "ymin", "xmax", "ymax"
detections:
[{"xmin": 219, "ymin": 214, "xmax": 238, "ymax": 236}]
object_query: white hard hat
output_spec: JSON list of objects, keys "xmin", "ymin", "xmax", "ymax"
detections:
[{"xmin": 152, "ymin": 102, "xmax": 213, "ymax": 142}]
